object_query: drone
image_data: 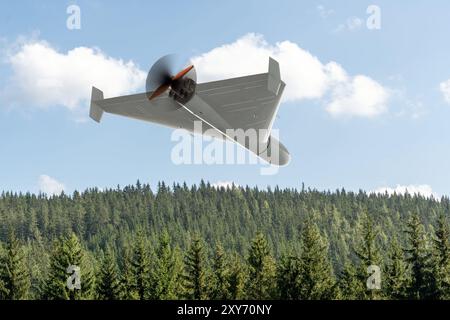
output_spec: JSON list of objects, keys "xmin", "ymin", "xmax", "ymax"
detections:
[{"xmin": 90, "ymin": 55, "xmax": 290, "ymax": 166}]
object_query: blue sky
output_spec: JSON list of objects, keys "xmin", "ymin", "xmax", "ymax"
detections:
[{"xmin": 1, "ymin": 0, "xmax": 450, "ymax": 197}]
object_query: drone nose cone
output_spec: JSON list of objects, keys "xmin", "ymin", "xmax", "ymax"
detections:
[
  {"xmin": 278, "ymin": 147, "xmax": 291, "ymax": 166},
  {"xmin": 258, "ymin": 136, "xmax": 291, "ymax": 166}
]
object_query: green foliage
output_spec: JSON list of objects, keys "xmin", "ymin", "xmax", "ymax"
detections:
[
  {"xmin": 149, "ymin": 230, "xmax": 183, "ymax": 299},
  {"xmin": 354, "ymin": 213, "xmax": 382, "ymax": 299},
  {"xmin": 384, "ymin": 237, "xmax": 409, "ymax": 299},
  {"xmin": 42, "ymin": 233, "xmax": 94, "ymax": 300},
  {"xmin": 338, "ymin": 260, "xmax": 366, "ymax": 299},
  {"xmin": 277, "ymin": 253, "xmax": 301, "ymax": 299},
  {"xmin": 211, "ymin": 243, "xmax": 231, "ymax": 300},
  {"xmin": 119, "ymin": 247, "xmax": 138, "ymax": 300},
  {"xmin": 130, "ymin": 230, "xmax": 152, "ymax": 300},
  {"xmin": 1, "ymin": 182, "xmax": 450, "ymax": 300},
  {"xmin": 247, "ymin": 232, "xmax": 276, "ymax": 299},
  {"xmin": 96, "ymin": 246, "xmax": 122, "ymax": 300},
  {"xmin": 0, "ymin": 232, "xmax": 30, "ymax": 300},
  {"xmin": 227, "ymin": 253, "xmax": 247, "ymax": 299},
  {"xmin": 432, "ymin": 214, "xmax": 450, "ymax": 299},
  {"xmin": 404, "ymin": 213, "xmax": 435, "ymax": 299},
  {"xmin": 183, "ymin": 235, "xmax": 209, "ymax": 299},
  {"xmin": 297, "ymin": 219, "xmax": 336, "ymax": 299}
]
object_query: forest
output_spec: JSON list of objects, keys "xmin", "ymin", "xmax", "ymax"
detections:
[{"xmin": 0, "ymin": 180, "xmax": 449, "ymax": 300}]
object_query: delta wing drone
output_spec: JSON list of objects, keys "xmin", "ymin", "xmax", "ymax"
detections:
[{"xmin": 90, "ymin": 56, "xmax": 290, "ymax": 166}]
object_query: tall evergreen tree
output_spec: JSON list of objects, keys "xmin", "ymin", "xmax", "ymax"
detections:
[
  {"xmin": 131, "ymin": 230, "xmax": 152, "ymax": 300},
  {"xmin": 96, "ymin": 246, "xmax": 122, "ymax": 300},
  {"xmin": 297, "ymin": 220, "xmax": 336, "ymax": 299},
  {"xmin": 354, "ymin": 213, "xmax": 382, "ymax": 299},
  {"xmin": 276, "ymin": 253, "xmax": 301, "ymax": 299},
  {"xmin": 404, "ymin": 213, "xmax": 434, "ymax": 299},
  {"xmin": 0, "ymin": 232, "xmax": 30, "ymax": 300},
  {"xmin": 183, "ymin": 235, "xmax": 209, "ymax": 300},
  {"xmin": 211, "ymin": 243, "xmax": 230, "ymax": 300},
  {"xmin": 432, "ymin": 214, "xmax": 450, "ymax": 299},
  {"xmin": 42, "ymin": 233, "xmax": 94, "ymax": 300},
  {"xmin": 227, "ymin": 253, "xmax": 246, "ymax": 300},
  {"xmin": 246, "ymin": 232, "xmax": 276, "ymax": 299},
  {"xmin": 338, "ymin": 260, "xmax": 365, "ymax": 300},
  {"xmin": 120, "ymin": 247, "xmax": 138, "ymax": 300},
  {"xmin": 149, "ymin": 230, "xmax": 182, "ymax": 300},
  {"xmin": 384, "ymin": 237, "xmax": 409, "ymax": 299}
]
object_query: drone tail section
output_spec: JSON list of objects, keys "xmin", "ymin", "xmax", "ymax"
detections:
[
  {"xmin": 90, "ymin": 86, "xmax": 104, "ymax": 123},
  {"xmin": 267, "ymin": 57, "xmax": 282, "ymax": 95}
]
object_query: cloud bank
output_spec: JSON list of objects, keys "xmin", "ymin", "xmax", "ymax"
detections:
[
  {"xmin": 3, "ymin": 40, "xmax": 146, "ymax": 111},
  {"xmin": 191, "ymin": 33, "xmax": 389, "ymax": 118},
  {"xmin": 372, "ymin": 184, "xmax": 438, "ymax": 199},
  {"xmin": 2, "ymin": 34, "xmax": 389, "ymax": 119}
]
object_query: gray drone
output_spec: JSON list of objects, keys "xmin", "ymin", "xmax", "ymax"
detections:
[{"xmin": 90, "ymin": 56, "xmax": 290, "ymax": 166}]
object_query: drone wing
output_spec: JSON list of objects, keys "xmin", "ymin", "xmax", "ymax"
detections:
[
  {"xmin": 195, "ymin": 57, "xmax": 285, "ymax": 142},
  {"xmin": 89, "ymin": 88, "xmax": 214, "ymax": 132}
]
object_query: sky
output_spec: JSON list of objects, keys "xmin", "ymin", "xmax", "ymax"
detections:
[{"xmin": 1, "ymin": 0, "xmax": 450, "ymax": 197}]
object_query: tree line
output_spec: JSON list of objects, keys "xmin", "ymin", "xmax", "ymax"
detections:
[{"xmin": 0, "ymin": 181, "xmax": 450, "ymax": 299}]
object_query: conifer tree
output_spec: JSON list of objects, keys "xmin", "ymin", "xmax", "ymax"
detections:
[
  {"xmin": 131, "ymin": 230, "xmax": 152, "ymax": 300},
  {"xmin": 297, "ymin": 220, "xmax": 336, "ymax": 299},
  {"xmin": 0, "ymin": 232, "xmax": 30, "ymax": 300},
  {"xmin": 354, "ymin": 213, "xmax": 382, "ymax": 299},
  {"xmin": 384, "ymin": 237, "xmax": 409, "ymax": 299},
  {"xmin": 211, "ymin": 243, "xmax": 230, "ymax": 300},
  {"xmin": 183, "ymin": 235, "xmax": 209, "ymax": 300},
  {"xmin": 246, "ymin": 232, "xmax": 276, "ymax": 299},
  {"xmin": 338, "ymin": 260, "xmax": 365, "ymax": 299},
  {"xmin": 276, "ymin": 253, "xmax": 301, "ymax": 299},
  {"xmin": 432, "ymin": 214, "xmax": 450, "ymax": 299},
  {"xmin": 149, "ymin": 230, "xmax": 182, "ymax": 299},
  {"xmin": 227, "ymin": 253, "xmax": 246, "ymax": 300},
  {"xmin": 120, "ymin": 247, "xmax": 138, "ymax": 300},
  {"xmin": 96, "ymin": 246, "xmax": 122, "ymax": 300},
  {"xmin": 42, "ymin": 233, "xmax": 94, "ymax": 300},
  {"xmin": 404, "ymin": 213, "xmax": 434, "ymax": 299}
]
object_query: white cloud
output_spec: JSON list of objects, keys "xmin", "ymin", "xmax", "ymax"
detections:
[
  {"xmin": 38, "ymin": 175, "xmax": 65, "ymax": 196},
  {"xmin": 3, "ymin": 39, "xmax": 146, "ymax": 111},
  {"xmin": 440, "ymin": 79, "xmax": 450, "ymax": 104},
  {"xmin": 211, "ymin": 181, "xmax": 237, "ymax": 189},
  {"xmin": 346, "ymin": 17, "xmax": 364, "ymax": 30},
  {"xmin": 334, "ymin": 17, "xmax": 364, "ymax": 33},
  {"xmin": 191, "ymin": 33, "xmax": 389, "ymax": 118},
  {"xmin": 326, "ymin": 75, "xmax": 390, "ymax": 117},
  {"xmin": 2, "ymin": 34, "xmax": 389, "ymax": 119},
  {"xmin": 317, "ymin": 5, "xmax": 334, "ymax": 19},
  {"xmin": 372, "ymin": 184, "xmax": 438, "ymax": 199}
]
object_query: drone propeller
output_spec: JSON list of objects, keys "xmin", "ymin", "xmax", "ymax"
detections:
[{"xmin": 146, "ymin": 55, "xmax": 196, "ymax": 101}]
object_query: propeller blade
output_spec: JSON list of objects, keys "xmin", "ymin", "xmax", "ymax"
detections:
[
  {"xmin": 146, "ymin": 54, "xmax": 176, "ymax": 100},
  {"xmin": 148, "ymin": 83, "xmax": 170, "ymax": 101},
  {"xmin": 172, "ymin": 65, "xmax": 194, "ymax": 81}
]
